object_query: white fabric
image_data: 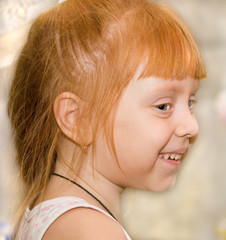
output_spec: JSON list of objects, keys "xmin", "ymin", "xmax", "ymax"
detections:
[{"xmin": 18, "ymin": 196, "xmax": 131, "ymax": 240}]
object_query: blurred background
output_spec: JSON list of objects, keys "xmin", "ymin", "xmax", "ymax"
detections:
[{"xmin": 0, "ymin": 0, "xmax": 226, "ymax": 239}]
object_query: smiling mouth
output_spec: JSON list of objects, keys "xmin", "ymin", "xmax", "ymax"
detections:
[{"xmin": 158, "ymin": 153, "xmax": 182, "ymax": 161}]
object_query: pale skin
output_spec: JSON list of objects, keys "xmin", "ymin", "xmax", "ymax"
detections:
[{"xmin": 42, "ymin": 76, "xmax": 200, "ymax": 239}]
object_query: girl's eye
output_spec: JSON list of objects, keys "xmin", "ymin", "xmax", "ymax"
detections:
[
  {"xmin": 188, "ymin": 99, "xmax": 197, "ymax": 109},
  {"xmin": 156, "ymin": 103, "xmax": 171, "ymax": 111}
]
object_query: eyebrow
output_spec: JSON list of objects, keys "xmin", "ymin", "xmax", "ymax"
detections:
[{"xmin": 150, "ymin": 79, "xmax": 201, "ymax": 94}]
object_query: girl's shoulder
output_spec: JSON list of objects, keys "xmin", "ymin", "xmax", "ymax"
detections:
[
  {"xmin": 21, "ymin": 197, "xmax": 130, "ymax": 240},
  {"xmin": 42, "ymin": 203, "xmax": 127, "ymax": 240}
]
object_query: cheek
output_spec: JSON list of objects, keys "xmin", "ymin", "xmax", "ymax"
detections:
[
  {"xmin": 116, "ymin": 113, "xmax": 171, "ymax": 143},
  {"xmin": 113, "ymin": 115, "xmax": 172, "ymax": 169}
]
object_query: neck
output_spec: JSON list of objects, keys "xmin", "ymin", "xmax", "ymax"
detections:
[{"xmin": 54, "ymin": 158, "xmax": 123, "ymax": 221}]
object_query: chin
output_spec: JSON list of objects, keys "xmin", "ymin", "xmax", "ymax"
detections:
[{"xmin": 147, "ymin": 176, "xmax": 177, "ymax": 192}]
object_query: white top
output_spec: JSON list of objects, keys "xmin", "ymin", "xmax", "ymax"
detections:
[{"xmin": 18, "ymin": 196, "xmax": 131, "ymax": 240}]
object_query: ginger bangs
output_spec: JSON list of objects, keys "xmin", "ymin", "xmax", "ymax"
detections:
[{"xmin": 109, "ymin": 2, "xmax": 207, "ymax": 83}]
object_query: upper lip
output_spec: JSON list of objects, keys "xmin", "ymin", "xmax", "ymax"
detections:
[{"xmin": 159, "ymin": 148, "xmax": 188, "ymax": 155}]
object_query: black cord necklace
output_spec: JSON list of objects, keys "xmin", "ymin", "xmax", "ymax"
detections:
[{"xmin": 52, "ymin": 172, "xmax": 116, "ymax": 220}]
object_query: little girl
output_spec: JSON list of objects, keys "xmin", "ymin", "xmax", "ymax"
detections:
[{"xmin": 8, "ymin": 0, "xmax": 206, "ymax": 239}]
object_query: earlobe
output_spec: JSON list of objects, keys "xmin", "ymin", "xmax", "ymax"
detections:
[{"xmin": 54, "ymin": 92, "xmax": 92, "ymax": 146}]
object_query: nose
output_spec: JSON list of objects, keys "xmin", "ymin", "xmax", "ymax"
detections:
[{"xmin": 174, "ymin": 110, "xmax": 199, "ymax": 139}]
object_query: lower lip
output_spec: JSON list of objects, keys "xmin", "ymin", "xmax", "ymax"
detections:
[{"xmin": 159, "ymin": 157, "xmax": 181, "ymax": 167}]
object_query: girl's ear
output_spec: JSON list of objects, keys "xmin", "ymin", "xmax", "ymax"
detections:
[{"xmin": 54, "ymin": 92, "xmax": 92, "ymax": 146}]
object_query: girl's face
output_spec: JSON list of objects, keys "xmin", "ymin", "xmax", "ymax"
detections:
[{"xmin": 94, "ymin": 76, "xmax": 200, "ymax": 192}]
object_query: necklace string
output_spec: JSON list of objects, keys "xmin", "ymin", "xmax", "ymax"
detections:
[{"xmin": 52, "ymin": 172, "xmax": 116, "ymax": 220}]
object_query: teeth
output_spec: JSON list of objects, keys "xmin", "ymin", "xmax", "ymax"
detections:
[
  {"xmin": 159, "ymin": 153, "xmax": 182, "ymax": 161},
  {"xmin": 163, "ymin": 154, "xmax": 169, "ymax": 160},
  {"xmin": 175, "ymin": 155, "xmax": 181, "ymax": 160}
]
